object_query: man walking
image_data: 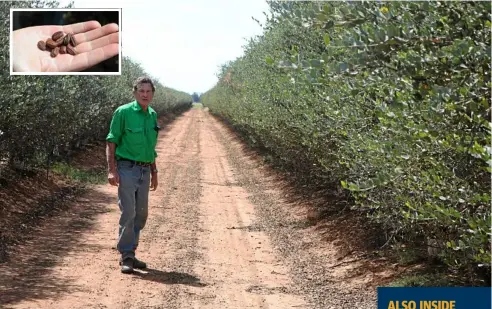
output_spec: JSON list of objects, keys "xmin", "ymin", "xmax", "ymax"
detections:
[{"xmin": 106, "ymin": 76, "xmax": 160, "ymax": 274}]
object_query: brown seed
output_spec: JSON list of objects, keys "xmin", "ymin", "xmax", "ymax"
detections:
[
  {"xmin": 65, "ymin": 33, "xmax": 72, "ymax": 44},
  {"xmin": 55, "ymin": 35, "xmax": 65, "ymax": 46},
  {"xmin": 37, "ymin": 40, "xmax": 46, "ymax": 51},
  {"xmin": 59, "ymin": 45, "xmax": 67, "ymax": 54},
  {"xmin": 52, "ymin": 31, "xmax": 64, "ymax": 41},
  {"xmin": 66, "ymin": 44, "xmax": 76, "ymax": 56},
  {"xmin": 63, "ymin": 34, "xmax": 70, "ymax": 46},
  {"xmin": 69, "ymin": 34, "xmax": 77, "ymax": 47},
  {"xmin": 46, "ymin": 38, "xmax": 57, "ymax": 49},
  {"xmin": 50, "ymin": 46, "xmax": 59, "ymax": 57}
]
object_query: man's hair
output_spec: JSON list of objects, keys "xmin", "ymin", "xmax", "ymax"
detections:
[{"xmin": 133, "ymin": 76, "xmax": 156, "ymax": 92}]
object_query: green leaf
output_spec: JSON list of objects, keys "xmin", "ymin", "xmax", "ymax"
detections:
[
  {"xmin": 265, "ymin": 56, "xmax": 274, "ymax": 65},
  {"xmin": 324, "ymin": 34, "xmax": 331, "ymax": 46},
  {"xmin": 405, "ymin": 201, "xmax": 415, "ymax": 210},
  {"xmin": 317, "ymin": 13, "xmax": 328, "ymax": 22}
]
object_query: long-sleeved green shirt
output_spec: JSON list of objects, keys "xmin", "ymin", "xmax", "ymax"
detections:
[{"xmin": 106, "ymin": 100, "xmax": 158, "ymax": 163}]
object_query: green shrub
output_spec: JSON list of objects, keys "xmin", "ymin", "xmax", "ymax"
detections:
[{"xmin": 202, "ymin": 0, "xmax": 491, "ymax": 282}]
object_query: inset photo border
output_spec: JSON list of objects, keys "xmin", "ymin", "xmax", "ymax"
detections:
[{"xmin": 10, "ymin": 8, "xmax": 121, "ymax": 75}]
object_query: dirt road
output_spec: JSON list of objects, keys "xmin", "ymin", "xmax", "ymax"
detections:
[{"xmin": 0, "ymin": 107, "xmax": 382, "ymax": 309}]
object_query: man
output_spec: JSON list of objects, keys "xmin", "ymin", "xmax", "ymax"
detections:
[{"xmin": 106, "ymin": 76, "xmax": 160, "ymax": 274}]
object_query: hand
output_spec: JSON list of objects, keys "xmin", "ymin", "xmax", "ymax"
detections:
[
  {"xmin": 108, "ymin": 170, "xmax": 119, "ymax": 186},
  {"xmin": 150, "ymin": 172, "xmax": 158, "ymax": 191},
  {"xmin": 12, "ymin": 20, "xmax": 119, "ymax": 72}
]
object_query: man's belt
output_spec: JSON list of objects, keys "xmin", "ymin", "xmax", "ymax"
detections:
[{"xmin": 118, "ymin": 158, "xmax": 152, "ymax": 167}]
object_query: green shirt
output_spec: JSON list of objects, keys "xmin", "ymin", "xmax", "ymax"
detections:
[{"xmin": 106, "ymin": 100, "xmax": 159, "ymax": 163}]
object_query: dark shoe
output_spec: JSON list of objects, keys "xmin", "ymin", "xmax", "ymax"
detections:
[
  {"xmin": 133, "ymin": 257, "xmax": 147, "ymax": 269},
  {"xmin": 119, "ymin": 257, "xmax": 147, "ymax": 269},
  {"xmin": 121, "ymin": 258, "xmax": 134, "ymax": 274}
]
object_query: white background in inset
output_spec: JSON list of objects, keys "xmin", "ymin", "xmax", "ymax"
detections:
[{"xmin": 10, "ymin": 7, "xmax": 122, "ymax": 76}]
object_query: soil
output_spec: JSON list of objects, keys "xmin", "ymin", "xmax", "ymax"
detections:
[{"xmin": 0, "ymin": 108, "xmax": 404, "ymax": 309}]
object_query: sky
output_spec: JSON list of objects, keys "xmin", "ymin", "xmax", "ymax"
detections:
[{"xmin": 57, "ymin": 0, "xmax": 270, "ymax": 94}]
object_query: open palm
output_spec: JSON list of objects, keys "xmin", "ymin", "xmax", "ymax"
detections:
[{"xmin": 12, "ymin": 20, "xmax": 119, "ymax": 72}]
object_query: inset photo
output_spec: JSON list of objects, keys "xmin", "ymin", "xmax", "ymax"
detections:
[{"xmin": 10, "ymin": 8, "xmax": 121, "ymax": 75}]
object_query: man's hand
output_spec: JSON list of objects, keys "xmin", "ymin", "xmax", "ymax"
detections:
[
  {"xmin": 108, "ymin": 170, "xmax": 120, "ymax": 186},
  {"xmin": 12, "ymin": 20, "xmax": 119, "ymax": 72},
  {"xmin": 150, "ymin": 172, "xmax": 158, "ymax": 191}
]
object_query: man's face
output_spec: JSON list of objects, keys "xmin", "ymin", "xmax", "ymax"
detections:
[{"xmin": 134, "ymin": 83, "xmax": 154, "ymax": 106}]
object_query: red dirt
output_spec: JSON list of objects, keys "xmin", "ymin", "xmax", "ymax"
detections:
[
  {"xmin": 0, "ymin": 108, "xmax": 404, "ymax": 309},
  {"xmin": 0, "ymin": 108, "xmax": 309, "ymax": 309}
]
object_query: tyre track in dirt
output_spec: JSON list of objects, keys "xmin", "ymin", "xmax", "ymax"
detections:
[
  {"xmin": 135, "ymin": 111, "xmax": 206, "ymax": 309},
  {"xmin": 189, "ymin": 111, "xmax": 307, "ymax": 309},
  {"xmin": 206, "ymin": 112, "xmax": 378, "ymax": 309}
]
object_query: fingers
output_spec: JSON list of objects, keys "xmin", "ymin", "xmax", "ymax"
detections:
[
  {"xmin": 152, "ymin": 181, "xmax": 158, "ymax": 191},
  {"xmin": 63, "ymin": 20, "xmax": 101, "ymax": 35},
  {"xmin": 75, "ymin": 23, "xmax": 119, "ymax": 45},
  {"xmin": 149, "ymin": 178, "xmax": 158, "ymax": 191},
  {"xmin": 67, "ymin": 43, "xmax": 119, "ymax": 72},
  {"xmin": 46, "ymin": 22, "xmax": 119, "ymax": 72},
  {"xmin": 86, "ymin": 44, "xmax": 119, "ymax": 68},
  {"xmin": 108, "ymin": 173, "xmax": 120, "ymax": 186},
  {"xmin": 75, "ymin": 32, "xmax": 119, "ymax": 53}
]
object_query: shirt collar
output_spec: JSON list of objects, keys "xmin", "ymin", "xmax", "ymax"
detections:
[
  {"xmin": 132, "ymin": 100, "xmax": 155, "ymax": 113},
  {"xmin": 132, "ymin": 100, "xmax": 142, "ymax": 112}
]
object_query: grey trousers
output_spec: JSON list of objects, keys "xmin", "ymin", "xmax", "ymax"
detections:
[{"xmin": 116, "ymin": 160, "xmax": 150, "ymax": 260}]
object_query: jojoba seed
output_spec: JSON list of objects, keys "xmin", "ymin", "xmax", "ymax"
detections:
[
  {"xmin": 66, "ymin": 44, "xmax": 76, "ymax": 56},
  {"xmin": 55, "ymin": 36, "xmax": 64, "ymax": 46},
  {"xmin": 69, "ymin": 34, "xmax": 77, "ymax": 47},
  {"xmin": 37, "ymin": 40, "xmax": 46, "ymax": 51},
  {"xmin": 46, "ymin": 38, "xmax": 57, "ymax": 49},
  {"xmin": 50, "ymin": 46, "xmax": 59, "ymax": 57},
  {"xmin": 52, "ymin": 31, "xmax": 64, "ymax": 41}
]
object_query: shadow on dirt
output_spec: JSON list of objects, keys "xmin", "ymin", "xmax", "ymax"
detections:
[
  {"xmin": 0, "ymin": 188, "xmax": 114, "ymax": 306},
  {"xmin": 133, "ymin": 268, "xmax": 207, "ymax": 287}
]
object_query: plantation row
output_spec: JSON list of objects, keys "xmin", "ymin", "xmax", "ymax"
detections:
[
  {"xmin": 201, "ymin": 1, "xmax": 491, "ymax": 282},
  {"xmin": 0, "ymin": 1, "xmax": 193, "ymax": 172}
]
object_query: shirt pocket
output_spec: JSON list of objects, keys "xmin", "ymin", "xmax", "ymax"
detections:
[{"xmin": 125, "ymin": 127, "xmax": 145, "ymax": 147}]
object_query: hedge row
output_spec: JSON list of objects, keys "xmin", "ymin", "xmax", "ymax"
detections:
[
  {"xmin": 201, "ymin": 1, "xmax": 491, "ymax": 281},
  {"xmin": 0, "ymin": 1, "xmax": 192, "ymax": 171}
]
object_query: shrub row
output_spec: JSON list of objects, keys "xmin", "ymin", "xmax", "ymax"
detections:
[{"xmin": 201, "ymin": 1, "xmax": 491, "ymax": 282}]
